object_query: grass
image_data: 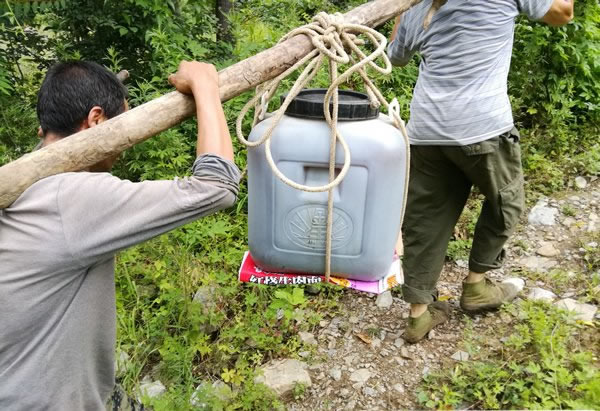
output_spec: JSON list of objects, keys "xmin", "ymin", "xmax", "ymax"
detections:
[
  {"xmin": 113, "ymin": 212, "xmax": 343, "ymax": 408},
  {"xmin": 419, "ymin": 301, "xmax": 600, "ymax": 410}
]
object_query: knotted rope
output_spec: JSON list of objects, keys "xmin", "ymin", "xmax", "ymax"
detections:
[{"xmin": 236, "ymin": 12, "xmax": 410, "ymax": 281}]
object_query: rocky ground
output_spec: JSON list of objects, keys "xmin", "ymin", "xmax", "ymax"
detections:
[{"xmin": 263, "ymin": 179, "xmax": 600, "ymax": 410}]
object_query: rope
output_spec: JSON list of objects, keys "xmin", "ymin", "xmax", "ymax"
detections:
[{"xmin": 236, "ymin": 12, "xmax": 411, "ymax": 281}]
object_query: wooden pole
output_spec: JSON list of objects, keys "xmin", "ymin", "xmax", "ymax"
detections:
[{"xmin": 0, "ymin": 0, "xmax": 423, "ymax": 209}]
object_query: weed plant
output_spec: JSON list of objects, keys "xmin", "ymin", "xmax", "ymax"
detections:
[{"xmin": 419, "ymin": 301, "xmax": 600, "ymax": 409}]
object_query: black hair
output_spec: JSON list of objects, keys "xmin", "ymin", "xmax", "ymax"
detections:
[{"xmin": 36, "ymin": 61, "xmax": 128, "ymax": 137}]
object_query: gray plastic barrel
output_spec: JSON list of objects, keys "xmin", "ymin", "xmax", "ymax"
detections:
[{"xmin": 247, "ymin": 89, "xmax": 408, "ymax": 281}]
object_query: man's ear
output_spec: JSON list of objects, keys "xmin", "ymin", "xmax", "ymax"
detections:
[{"xmin": 82, "ymin": 106, "xmax": 107, "ymax": 129}]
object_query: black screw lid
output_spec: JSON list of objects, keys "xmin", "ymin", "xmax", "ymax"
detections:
[{"xmin": 282, "ymin": 89, "xmax": 379, "ymax": 121}]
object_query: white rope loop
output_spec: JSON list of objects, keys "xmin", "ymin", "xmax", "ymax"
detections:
[{"xmin": 236, "ymin": 11, "xmax": 410, "ymax": 279}]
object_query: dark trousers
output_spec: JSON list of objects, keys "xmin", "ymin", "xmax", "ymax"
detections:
[{"xmin": 401, "ymin": 129, "xmax": 525, "ymax": 304}]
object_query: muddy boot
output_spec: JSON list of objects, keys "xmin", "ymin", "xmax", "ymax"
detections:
[
  {"xmin": 460, "ymin": 278, "xmax": 519, "ymax": 313},
  {"xmin": 403, "ymin": 301, "xmax": 450, "ymax": 344}
]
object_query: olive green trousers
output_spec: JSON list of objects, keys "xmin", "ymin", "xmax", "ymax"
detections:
[{"xmin": 401, "ymin": 129, "xmax": 525, "ymax": 304}]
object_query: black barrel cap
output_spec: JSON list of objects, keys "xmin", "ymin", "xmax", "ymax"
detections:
[{"xmin": 282, "ymin": 88, "xmax": 379, "ymax": 121}]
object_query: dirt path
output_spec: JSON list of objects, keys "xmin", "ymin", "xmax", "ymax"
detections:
[{"xmin": 286, "ymin": 181, "xmax": 600, "ymax": 410}]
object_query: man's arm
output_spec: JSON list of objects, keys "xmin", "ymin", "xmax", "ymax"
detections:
[
  {"xmin": 541, "ymin": 0, "xmax": 574, "ymax": 26},
  {"xmin": 389, "ymin": 15, "xmax": 402, "ymax": 43},
  {"xmin": 169, "ymin": 61, "xmax": 234, "ymax": 161},
  {"xmin": 57, "ymin": 165, "xmax": 239, "ymax": 266},
  {"xmin": 57, "ymin": 61, "xmax": 240, "ymax": 265},
  {"xmin": 387, "ymin": 14, "xmax": 417, "ymax": 67}
]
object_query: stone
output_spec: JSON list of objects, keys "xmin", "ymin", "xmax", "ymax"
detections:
[
  {"xmin": 393, "ymin": 383, "xmax": 405, "ymax": 394},
  {"xmin": 305, "ymin": 284, "xmax": 321, "ymax": 295},
  {"xmin": 455, "ymin": 259, "xmax": 468, "ymax": 269},
  {"xmin": 451, "ymin": 351, "xmax": 469, "ymax": 361},
  {"xmin": 340, "ymin": 388, "xmax": 351, "ymax": 398},
  {"xmin": 502, "ymin": 277, "xmax": 525, "ymax": 292},
  {"xmin": 349, "ymin": 316, "xmax": 360, "ymax": 324},
  {"xmin": 115, "ymin": 350, "xmax": 130, "ymax": 377},
  {"xmin": 521, "ymin": 256, "xmax": 558, "ymax": 272},
  {"xmin": 298, "ymin": 331, "xmax": 317, "ymax": 345},
  {"xmin": 363, "ymin": 386, "xmax": 377, "ymax": 397},
  {"xmin": 562, "ymin": 217, "xmax": 577, "ymax": 227},
  {"xmin": 528, "ymin": 199, "xmax": 559, "ymax": 226},
  {"xmin": 371, "ymin": 337, "xmax": 382, "ymax": 349},
  {"xmin": 190, "ymin": 380, "xmax": 233, "ymax": 407},
  {"xmin": 588, "ymin": 213, "xmax": 599, "ymax": 232},
  {"xmin": 344, "ymin": 353, "xmax": 358, "ymax": 366},
  {"xmin": 400, "ymin": 347, "xmax": 412, "ymax": 359},
  {"xmin": 349, "ymin": 369, "xmax": 372, "ymax": 384},
  {"xmin": 376, "ymin": 290, "xmax": 393, "ymax": 309},
  {"xmin": 328, "ymin": 317, "xmax": 341, "ymax": 330},
  {"xmin": 193, "ymin": 285, "xmax": 217, "ymax": 308},
  {"xmin": 432, "ymin": 333, "xmax": 455, "ymax": 341},
  {"xmin": 527, "ymin": 287, "xmax": 557, "ymax": 302},
  {"xmin": 394, "ymin": 338, "xmax": 405, "ymax": 348},
  {"xmin": 536, "ymin": 242, "xmax": 561, "ymax": 257},
  {"xmin": 138, "ymin": 379, "xmax": 166, "ymax": 400},
  {"xmin": 386, "ymin": 332, "xmax": 401, "ymax": 341},
  {"xmin": 329, "ymin": 367, "xmax": 342, "ymax": 381},
  {"xmin": 254, "ymin": 359, "xmax": 312, "ymax": 396},
  {"xmin": 555, "ymin": 299, "xmax": 598, "ymax": 322},
  {"xmin": 575, "ymin": 176, "xmax": 588, "ymax": 189}
]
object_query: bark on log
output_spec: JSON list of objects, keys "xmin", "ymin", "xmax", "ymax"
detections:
[{"xmin": 0, "ymin": 0, "xmax": 423, "ymax": 209}]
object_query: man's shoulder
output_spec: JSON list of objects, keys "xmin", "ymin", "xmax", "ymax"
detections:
[
  {"xmin": 39, "ymin": 171, "xmax": 123, "ymax": 189},
  {"xmin": 9, "ymin": 172, "xmax": 121, "ymax": 210}
]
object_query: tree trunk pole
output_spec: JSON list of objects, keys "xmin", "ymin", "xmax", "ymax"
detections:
[{"xmin": 0, "ymin": 0, "xmax": 423, "ymax": 209}]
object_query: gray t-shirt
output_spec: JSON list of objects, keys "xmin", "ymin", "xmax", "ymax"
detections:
[
  {"xmin": 0, "ymin": 154, "xmax": 240, "ymax": 410},
  {"xmin": 387, "ymin": 0, "xmax": 554, "ymax": 146}
]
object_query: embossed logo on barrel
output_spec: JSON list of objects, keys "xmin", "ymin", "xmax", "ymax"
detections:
[{"xmin": 284, "ymin": 205, "xmax": 354, "ymax": 250}]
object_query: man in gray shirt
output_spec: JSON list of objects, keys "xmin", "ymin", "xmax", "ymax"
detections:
[
  {"xmin": 387, "ymin": 0, "xmax": 574, "ymax": 343},
  {"xmin": 0, "ymin": 61, "xmax": 240, "ymax": 409}
]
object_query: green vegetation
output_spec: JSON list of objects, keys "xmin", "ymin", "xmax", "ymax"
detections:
[
  {"xmin": 1, "ymin": 0, "xmax": 599, "ymax": 408},
  {"xmin": 419, "ymin": 301, "xmax": 600, "ymax": 409}
]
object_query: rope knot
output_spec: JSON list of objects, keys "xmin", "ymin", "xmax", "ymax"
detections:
[
  {"xmin": 235, "ymin": 11, "xmax": 409, "ymax": 280},
  {"xmin": 314, "ymin": 12, "xmax": 345, "ymax": 33}
]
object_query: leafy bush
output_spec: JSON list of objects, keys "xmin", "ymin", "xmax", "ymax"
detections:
[
  {"xmin": 0, "ymin": 95, "xmax": 38, "ymax": 165},
  {"xmin": 511, "ymin": 0, "xmax": 600, "ymax": 132}
]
